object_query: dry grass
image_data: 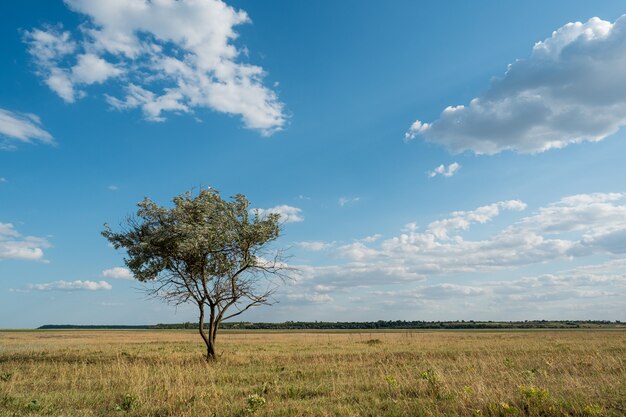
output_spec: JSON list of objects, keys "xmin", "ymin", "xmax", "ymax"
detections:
[{"xmin": 0, "ymin": 330, "xmax": 624, "ymax": 416}]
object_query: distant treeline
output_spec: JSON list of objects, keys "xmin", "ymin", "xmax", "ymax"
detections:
[{"xmin": 38, "ymin": 320, "xmax": 624, "ymax": 330}]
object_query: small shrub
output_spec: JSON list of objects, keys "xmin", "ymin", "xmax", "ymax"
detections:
[
  {"xmin": 0, "ymin": 372, "xmax": 12, "ymax": 382},
  {"xmin": 26, "ymin": 399, "xmax": 41, "ymax": 412},
  {"xmin": 518, "ymin": 385, "xmax": 550, "ymax": 402},
  {"xmin": 115, "ymin": 394, "xmax": 138, "ymax": 412},
  {"xmin": 503, "ymin": 358, "xmax": 513, "ymax": 368},
  {"xmin": 420, "ymin": 369, "xmax": 440, "ymax": 385},
  {"xmin": 365, "ymin": 338, "xmax": 382, "ymax": 345},
  {"xmin": 246, "ymin": 394, "xmax": 266, "ymax": 413},
  {"xmin": 583, "ymin": 404, "xmax": 602, "ymax": 416}
]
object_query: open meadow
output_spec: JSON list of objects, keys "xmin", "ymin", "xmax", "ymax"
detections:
[{"xmin": 0, "ymin": 330, "xmax": 624, "ymax": 416}]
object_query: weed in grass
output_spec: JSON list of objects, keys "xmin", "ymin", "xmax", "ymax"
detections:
[
  {"xmin": 26, "ymin": 399, "xmax": 41, "ymax": 412},
  {"xmin": 385, "ymin": 375, "xmax": 398, "ymax": 389},
  {"xmin": 503, "ymin": 357, "xmax": 514, "ymax": 368},
  {"xmin": 519, "ymin": 385, "xmax": 550, "ymax": 402},
  {"xmin": 246, "ymin": 394, "xmax": 266, "ymax": 413},
  {"xmin": 582, "ymin": 404, "xmax": 603, "ymax": 416},
  {"xmin": 420, "ymin": 369, "xmax": 440, "ymax": 385},
  {"xmin": 115, "ymin": 393, "xmax": 138, "ymax": 412}
]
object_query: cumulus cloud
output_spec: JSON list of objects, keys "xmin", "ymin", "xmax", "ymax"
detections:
[
  {"xmin": 24, "ymin": 0, "xmax": 285, "ymax": 134},
  {"xmin": 428, "ymin": 162, "xmax": 460, "ymax": 178},
  {"xmin": 29, "ymin": 280, "xmax": 112, "ymax": 291},
  {"xmin": 101, "ymin": 267, "xmax": 133, "ymax": 279},
  {"xmin": 0, "ymin": 108, "xmax": 54, "ymax": 149},
  {"xmin": 0, "ymin": 223, "xmax": 51, "ymax": 261},
  {"xmin": 425, "ymin": 200, "xmax": 526, "ymax": 240},
  {"xmin": 359, "ymin": 234, "xmax": 382, "ymax": 243},
  {"xmin": 293, "ymin": 193, "xmax": 626, "ymax": 294},
  {"xmin": 406, "ymin": 15, "xmax": 626, "ymax": 154},
  {"xmin": 255, "ymin": 205, "xmax": 303, "ymax": 223}
]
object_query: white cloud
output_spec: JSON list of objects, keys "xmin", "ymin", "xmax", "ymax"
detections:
[
  {"xmin": 0, "ymin": 108, "xmax": 54, "ymax": 149},
  {"xmin": 71, "ymin": 53, "xmax": 123, "ymax": 85},
  {"xmin": 296, "ymin": 241, "xmax": 333, "ymax": 251},
  {"xmin": 413, "ymin": 283, "xmax": 487, "ymax": 299},
  {"xmin": 107, "ymin": 185, "xmax": 119, "ymax": 191},
  {"xmin": 0, "ymin": 177, "xmax": 7, "ymax": 183},
  {"xmin": 294, "ymin": 193, "xmax": 626, "ymax": 293},
  {"xmin": 255, "ymin": 205, "xmax": 303, "ymax": 223},
  {"xmin": 24, "ymin": 0, "xmax": 285, "ymax": 134},
  {"xmin": 426, "ymin": 200, "xmax": 526, "ymax": 240},
  {"xmin": 406, "ymin": 15, "xmax": 626, "ymax": 154},
  {"xmin": 336, "ymin": 242, "xmax": 380, "ymax": 261},
  {"xmin": 0, "ymin": 223, "xmax": 51, "ymax": 261},
  {"xmin": 287, "ymin": 292, "xmax": 334, "ymax": 303},
  {"xmin": 101, "ymin": 267, "xmax": 133, "ymax": 279},
  {"xmin": 360, "ymin": 234, "xmax": 382, "ymax": 243},
  {"xmin": 338, "ymin": 196, "xmax": 360, "ymax": 207},
  {"xmin": 29, "ymin": 280, "xmax": 112, "ymax": 291},
  {"xmin": 428, "ymin": 162, "xmax": 460, "ymax": 178}
]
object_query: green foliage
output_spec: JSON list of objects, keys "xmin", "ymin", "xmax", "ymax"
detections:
[
  {"xmin": 518, "ymin": 385, "xmax": 550, "ymax": 402},
  {"xmin": 0, "ymin": 371, "xmax": 12, "ymax": 381},
  {"xmin": 246, "ymin": 394, "xmax": 266, "ymax": 413},
  {"xmin": 102, "ymin": 189, "xmax": 281, "ymax": 285},
  {"xmin": 115, "ymin": 393, "xmax": 138, "ymax": 412},
  {"xmin": 385, "ymin": 375, "xmax": 398, "ymax": 388},
  {"xmin": 26, "ymin": 399, "xmax": 41, "ymax": 412},
  {"xmin": 583, "ymin": 404, "xmax": 603, "ymax": 416},
  {"xmin": 420, "ymin": 369, "xmax": 440, "ymax": 385}
]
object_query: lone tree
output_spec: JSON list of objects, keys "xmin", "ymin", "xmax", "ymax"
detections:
[{"xmin": 102, "ymin": 189, "xmax": 287, "ymax": 360}]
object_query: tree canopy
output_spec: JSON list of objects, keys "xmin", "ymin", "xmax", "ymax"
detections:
[{"xmin": 102, "ymin": 188, "xmax": 287, "ymax": 360}]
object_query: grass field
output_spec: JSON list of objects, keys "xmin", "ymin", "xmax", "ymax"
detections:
[{"xmin": 0, "ymin": 330, "xmax": 624, "ymax": 416}]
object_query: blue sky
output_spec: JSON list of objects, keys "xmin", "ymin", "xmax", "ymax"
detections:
[{"xmin": 2, "ymin": 0, "xmax": 626, "ymax": 327}]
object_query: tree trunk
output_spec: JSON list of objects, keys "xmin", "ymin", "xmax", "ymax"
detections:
[
  {"xmin": 206, "ymin": 338, "xmax": 216, "ymax": 360},
  {"xmin": 198, "ymin": 304, "xmax": 215, "ymax": 361}
]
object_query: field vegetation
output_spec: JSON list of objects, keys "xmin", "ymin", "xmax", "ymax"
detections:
[{"xmin": 0, "ymin": 330, "xmax": 624, "ymax": 416}]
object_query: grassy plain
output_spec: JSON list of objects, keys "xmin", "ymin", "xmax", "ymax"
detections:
[{"xmin": 0, "ymin": 330, "xmax": 624, "ymax": 416}]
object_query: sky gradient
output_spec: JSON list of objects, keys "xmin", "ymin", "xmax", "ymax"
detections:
[{"xmin": 2, "ymin": 0, "xmax": 626, "ymax": 327}]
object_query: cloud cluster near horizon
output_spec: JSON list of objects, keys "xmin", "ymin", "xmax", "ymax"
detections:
[
  {"xmin": 286, "ymin": 192, "xmax": 626, "ymax": 293},
  {"xmin": 284, "ymin": 193, "xmax": 626, "ymax": 312},
  {"xmin": 23, "ymin": 0, "xmax": 285, "ymax": 134},
  {"xmin": 406, "ymin": 15, "xmax": 626, "ymax": 154}
]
